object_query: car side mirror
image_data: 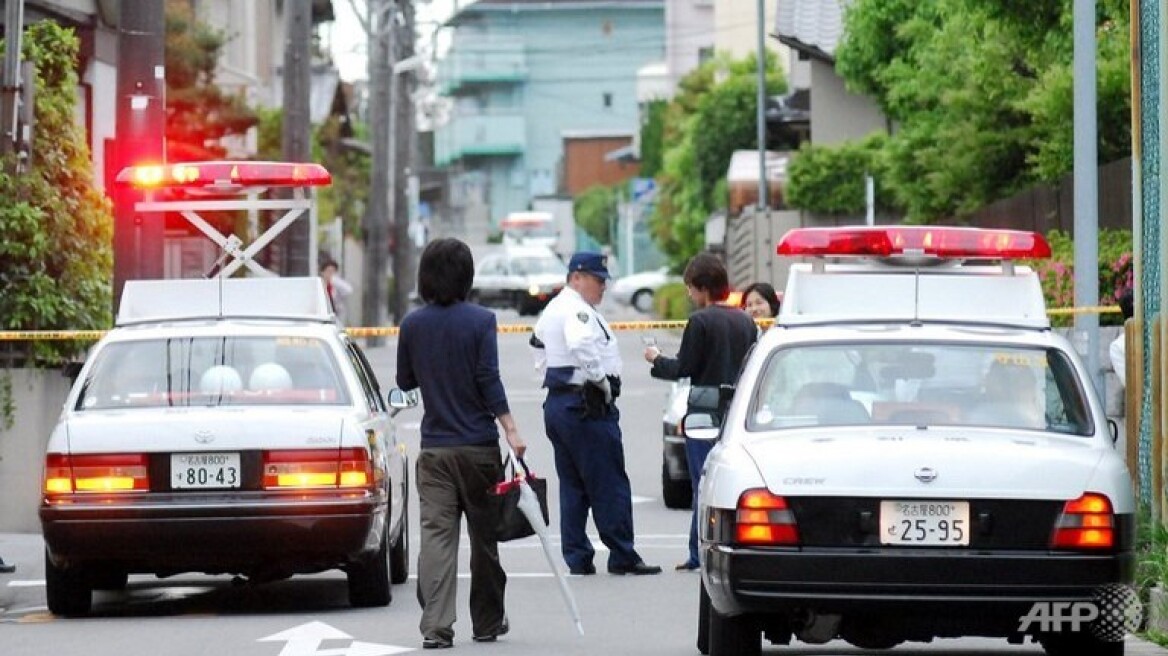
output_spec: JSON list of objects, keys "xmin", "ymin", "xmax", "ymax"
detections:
[
  {"xmin": 388, "ymin": 388, "xmax": 419, "ymax": 417},
  {"xmin": 682, "ymin": 412, "xmax": 720, "ymax": 441}
]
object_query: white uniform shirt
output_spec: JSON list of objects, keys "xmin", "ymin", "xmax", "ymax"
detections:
[{"xmin": 533, "ymin": 286, "xmax": 622, "ymax": 384}]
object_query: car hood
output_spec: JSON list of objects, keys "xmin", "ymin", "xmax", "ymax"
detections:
[
  {"xmin": 739, "ymin": 427, "xmax": 1106, "ymax": 500},
  {"xmin": 64, "ymin": 407, "xmax": 348, "ymax": 453}
]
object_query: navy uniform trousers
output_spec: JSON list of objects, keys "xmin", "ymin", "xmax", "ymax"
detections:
[{"xmin": 542, "ymin": 390, "xmax": 643, "ymax": 571}]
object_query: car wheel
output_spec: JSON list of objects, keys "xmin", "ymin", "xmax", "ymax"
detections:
[
  {"xmin": 632, "ymin": 289, "xmax": 654, "ymax": 313},
  {"xmin": 708, "ymin": 606, "xmax": 759, "ymax": 656},
  {"xmin": 348, "ymin": 527, "xmax": 392, "ymax": 607},
  {"xmin": 389, "ymin": 481, "xmax": 409, "ymax": 585},
  {"xmin": 44, "ymin": 550, "xmax": 92, "ymax": 616},
  {"xmin": 1040, "ymin": 632, "xmax": 1123, "ymax": 656},
  {"xmin": 662, "ymin": 460, "xmax": 693, "ymax": 509},
  {"xmin": 697, "ymin": 580, "xmax": 711, "ymax": 655}
]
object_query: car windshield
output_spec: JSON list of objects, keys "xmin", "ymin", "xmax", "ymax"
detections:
[
  {"xmin": 75, "ymin": 336, "xmax": 350, "ymax": 410},
  {"xmin": 748, "ymin": 343, "xmax": 1092, "ymax": 435},
  {"xmin": 512, "ymin": 256, "xmax": 566, "ymax": 275}
]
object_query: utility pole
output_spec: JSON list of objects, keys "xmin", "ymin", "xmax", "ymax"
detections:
[
  {"xmin": 362, "ymin": 0, "xmax": 393, "ymax": 344},
  {"xmin": 280, "ymin": 0, "xmax": 313, "ymax": 276},
  {"xmin": 391, "ymin": 0, "xmax": 417, "ymax": 324},
  {"xmin": 1072, "ymin": 0, "xmax": 1100, "ymax": 393},
  {"xmin": 754, "ymin": 0, "xmax": 768, "ymax": 212},
  {"xmin": 112, "ymin": 0, "xmax": 166, "ymax": 310}
]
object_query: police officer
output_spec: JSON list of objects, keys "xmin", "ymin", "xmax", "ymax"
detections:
[{"xmin": 532, "ymin": 252, "xmax": 661, "ymax": 576}]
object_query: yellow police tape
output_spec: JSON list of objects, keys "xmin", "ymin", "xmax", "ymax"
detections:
[{"xmin": 0, "ymin": 307, "xmax": 1121, "ymax": 341}]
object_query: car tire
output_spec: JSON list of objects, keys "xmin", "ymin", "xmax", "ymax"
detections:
[
  {"xmin": 708, "ymin": 606, "xmax": 760, "ymax": 656},
  {"xmin": 662, "ymin": 460, "xmax": 693, "ymax": 509},
  {"xmin": 697, "ymin": 580, "xmax": 711, "ymax": 655},
  {"xmin": 348, "ymin": 527, "xmax": 392, "ymax": 607},
  {"xmin": 1040, "ymin": 632, "xmax": 1123, "ymax": 656},
  {"xmin": 389, "ymin": 483, "xmax": 409, "ymax": 585},
  {"xmin": 44, "ymin": 550, "xmax": 92, "ymax": 616},
  {"xmin": 632, "ymin": 289, "xmax": 654, "ymax": 313}
]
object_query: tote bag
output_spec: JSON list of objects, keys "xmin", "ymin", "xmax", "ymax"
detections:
[{"xmin": 490, "ymin": 456, "xmax": 550, "ymax": 542}]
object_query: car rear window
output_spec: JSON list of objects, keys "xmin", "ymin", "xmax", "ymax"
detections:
[
  {"xmin": 748, "ymin": 343, "xmax": 1092, "ymax": 436},
  {"xmin": 75, "ymin": 336, "xmax": 350, "ymax": 410}
]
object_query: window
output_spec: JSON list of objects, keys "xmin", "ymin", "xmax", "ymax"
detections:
[
  {"xmin": 76, "ymin": 336, "xmax": 349, "ymax": 410},
  {"xmin": 748, "ymin": 343, "xmax": 1092, "ymax": 435}
]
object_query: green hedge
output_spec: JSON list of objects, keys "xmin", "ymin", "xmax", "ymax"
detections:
[{"xmin": 653, "ymin": 282, "xmax": 692, "ymax": 321}]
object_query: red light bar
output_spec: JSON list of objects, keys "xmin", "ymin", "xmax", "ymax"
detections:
[
  {"xmin": 116, "ymin": 161, "xmax": 332, "ymax": 191},
  {"xmin": 776, "ymin": 226, "xmax": 1051, "ymax": 260}
]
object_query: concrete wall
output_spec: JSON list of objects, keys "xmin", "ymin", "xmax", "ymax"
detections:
[
  {"xmin": 808, "ymin": 59, "xmax": 886, "ymax": 146},
  {"xmin": 0, "ymin": 370, "xmax": 74, "ymax": 533}
]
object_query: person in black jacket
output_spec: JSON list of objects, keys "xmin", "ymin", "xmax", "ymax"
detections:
[
  {"xmin": 643, "ymin": 253, "xmax": 757, "ymax": 570},
  {"xmin": 397, "ymin": 238, "xmax": 526, "ymax": 649}
]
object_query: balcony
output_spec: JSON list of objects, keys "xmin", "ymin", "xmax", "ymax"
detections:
[
  {"xmin": 438, "ymin": 36, "xmax": 527, "ymax": 94},
  {"xmin": 436, "ymin": 112, "xmax": 526, "ymax": 166}
]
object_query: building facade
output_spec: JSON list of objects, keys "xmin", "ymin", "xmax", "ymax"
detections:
[{"xmin": 435, "ymin": 0, "xmax": 664, "ymax": 241}]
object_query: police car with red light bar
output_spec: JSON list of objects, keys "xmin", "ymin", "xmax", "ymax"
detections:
[
  {"xmin": 689, "ymin": 226, "xmax": 1135, "ymax": 656},
  {"xmin": 38, "ymin": 162, "xmax": 414, "ymax": 616}
]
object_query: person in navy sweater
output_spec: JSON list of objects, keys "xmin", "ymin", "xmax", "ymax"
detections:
[{"xmin": 397, "ymin": 238, "xmax": 526, "ymax": 649}]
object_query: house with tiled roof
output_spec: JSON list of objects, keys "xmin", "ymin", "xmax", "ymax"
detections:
[{"xmin": 773, "ymin": 0, "xmax": 887, "ymax": 145}]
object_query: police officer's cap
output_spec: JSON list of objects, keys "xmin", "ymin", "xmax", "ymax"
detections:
[{"xmin": 567, "ymin": 252, "xmax": 611, "ymax": 280}]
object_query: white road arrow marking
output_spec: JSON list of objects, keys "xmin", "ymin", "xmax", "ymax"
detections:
[{"xmin": 259, "ymin": 621, "xmax": 412, "ymax": 656}]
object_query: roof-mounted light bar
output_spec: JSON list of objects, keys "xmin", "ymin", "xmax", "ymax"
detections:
[
  {"xmin": 776, "ymin": 226, "xmax": 1051, "ymax": 260},
  {"xmin": 115, "ymin": 161, "xmax": 332, "ymax": 192}
]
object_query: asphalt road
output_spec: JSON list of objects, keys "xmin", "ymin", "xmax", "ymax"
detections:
[{"xmin": 2, "ymin": 301, "xmax": 1165, "ymax": 656}]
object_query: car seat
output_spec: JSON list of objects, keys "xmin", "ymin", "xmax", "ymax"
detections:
[
  {"xmin": 200, "ymin": 365, "xmax": 243, "ymax": 395},
  {"xmin": 249, "ymin": 362, "xmax": 293, "ymax": 391}
]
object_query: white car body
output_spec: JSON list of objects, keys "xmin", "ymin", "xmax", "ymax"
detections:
[
  {"xmin": 471, "ymin": 245, "xmax": 567, "ymax": 315},
  {"xmin": 39, "ymin": 278, "xmax": 411, "ymax": 616},
  {"xmin": 696, "ymin": 228, "xmax": 1136, "ymax": 656},
  {"xmin": 610, "ymin": 267, "xmax": 679, "ymax": 312}
]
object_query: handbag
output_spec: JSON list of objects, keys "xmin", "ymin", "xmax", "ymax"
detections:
[{"xmin": 490, "ymin": 455, "xmax": 550, "ymax": 542}]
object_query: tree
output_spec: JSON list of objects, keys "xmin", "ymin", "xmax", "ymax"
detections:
[
  {"xmin": 574, "ymin": 184, "xmax": 617, "ymax": 245},
  {"xmin": 649, "ymin": 52, "xmax": 786, "ymax": 268},
  {"xmin": 823, "ymin": 0, "xmax": 1131, "ymax": 222},
  {"xmin": 638, "ymin": 100, "xmax": 667, "ymax": 178},
  {"xmin": 0, "ymin": 22, "xmax": 114, "ymax": 364},
  {"xmin": 164, "ymin": 0, "xmax": 258, "ymax": 162}
]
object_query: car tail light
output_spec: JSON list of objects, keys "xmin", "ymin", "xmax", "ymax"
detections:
[
  {"xmin": 43, "ymin": 453, "xmax": 150, "ymax": 495},
  {"xmin": 262, "ymin": 448, "xmax": 372, "ymax": 490},
  {"xmin": 735, "ymin": 489, "xmax": 799, "ymax": 546},
  {"xmin": 1051, "ymin": 493, "xmax": 1115, "ymax": 549}
]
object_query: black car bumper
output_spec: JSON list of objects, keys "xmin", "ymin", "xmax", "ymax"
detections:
[
  {"xmin": 41, "ymin": 491, "xmax": 386, "ymax": 575},
  {"xmin": 703, "ymin": 544, "xmax": 1135, "ymax": 618}
]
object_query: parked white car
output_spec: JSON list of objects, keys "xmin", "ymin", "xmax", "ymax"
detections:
[
  {"xmin": 692, "ymin": 227, "xmax": 1136, "ymax": 656},
  {"xmin": 610, "ymin": 266, "xmax": 680, "ymax": 313},
  {"xmin": 470, "ymin": 245, "xmax": 567, "ymax": 316},
  {"xmin": 39, "ymin": 278, "xmax": 413, "ymax": 616}
]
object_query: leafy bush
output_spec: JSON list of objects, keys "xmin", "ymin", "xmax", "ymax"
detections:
[
  {"xmin": 1026, "ymin": 229, "xmax": 1132, "ymax": 326},
  {"xmin": 653, "ymin": 282, "xmax": 692, "ymax": 321},
  {"xmin": 574, "ymin": 185, "xmax": 617, "ymax": 245},
  {"xmin": 787, "ymin": 133, "xmax": 895, "ymax": 214},
  {"xmin": 0, "ymin": 23, "xmax": 113, "ymax": 365}
]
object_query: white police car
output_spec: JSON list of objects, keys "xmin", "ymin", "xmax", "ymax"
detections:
[
  {"xmin": 691, "ymin": 227, "xmax": 1136, "ymax": 656},
  {"xmin": 39, "ymin": 277, "xmax": 413, "ymax": 615}
]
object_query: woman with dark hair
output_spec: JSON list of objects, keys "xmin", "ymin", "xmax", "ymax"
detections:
[
  {"xmin": 740, "ymin": 281, "xmax": 781, "ymax": 323},
  {"xmin": 642, "ymin": 252, "xmax": 757, "ymax": 570},
  {"xmin": 397, "ymin": 238, "xmax": 526, "ymax": 649}
]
